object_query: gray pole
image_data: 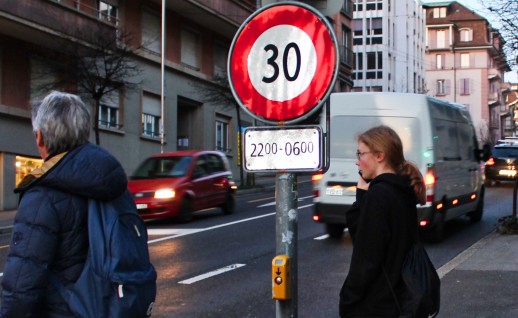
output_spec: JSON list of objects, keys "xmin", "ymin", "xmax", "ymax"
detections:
[{"xmin": 275, "ymin": 172, "xmax": 298, "ymax": 317}]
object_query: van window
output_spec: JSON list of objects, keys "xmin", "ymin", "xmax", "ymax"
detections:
[
  {"xmin": 457, "ymin": 123, "xmax": 475, "ymax": 161},
  {"xmin": 330, "ymin": 116, "xmax": 422, "ymax": 167},
  {"xmin": 433, "ymin": 120, "xmax": 460, "ymax": 160}
]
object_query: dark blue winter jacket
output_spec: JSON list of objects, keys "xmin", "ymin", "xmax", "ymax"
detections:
[{"xmin": 0, "ymin": 143, "xmax": 128, "ymax": 318}]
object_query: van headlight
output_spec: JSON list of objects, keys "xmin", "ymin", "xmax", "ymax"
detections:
[{"xmin": 154, "ymin": 189, "xmax": 175, "ymax": 199}]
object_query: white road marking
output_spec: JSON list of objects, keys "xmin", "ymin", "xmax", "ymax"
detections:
[
  {"xmin": 147, "ymin": 202, "xmax": 313, "ymax": 244},
  {"xmin": 178, "ymin": 263, "xmax": 246, "ymax": 284},
  {"xmin": 147, "ymin": 229, "xmax": 197, "ymax": 236},
  {"xmin": 258, "ymin": 196, "xmax": 314, "ymax": 208},
  {"xmin": 148, "ymin": 213, "xmax": 276, "ymax": 244},
  {"xmin": 314, "ymin": 228, "xmax": 348, "ymax": 240}
]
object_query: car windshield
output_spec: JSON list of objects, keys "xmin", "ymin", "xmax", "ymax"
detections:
[
  {"xmin": 493, "ymin": 148, "xmax": 518, "ymax": 158},
  {"xmin": 131, "ymin": 156, "xmax": 193, "ymax": 179}
]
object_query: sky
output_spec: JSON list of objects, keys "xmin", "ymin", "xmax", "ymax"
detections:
[{"xmin": 422, "ymin": 0, "xmax": 517, "ymax": 82}]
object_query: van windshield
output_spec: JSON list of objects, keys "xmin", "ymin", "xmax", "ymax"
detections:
[{"xmin": 330, "ymin": 116, "xmax": 422, "ymax": 166}]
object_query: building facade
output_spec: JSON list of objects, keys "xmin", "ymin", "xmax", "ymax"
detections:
[
  {"xmin": 352, "ymin": 0, "xmax": 426, "ymax": 92},
  {"xmin": 423, "ymin": 1, "xmax": 510, "ymax": 143},
  {"xmin": 0, "ymin": 0, "xmax": 354, "ymax": 210}
]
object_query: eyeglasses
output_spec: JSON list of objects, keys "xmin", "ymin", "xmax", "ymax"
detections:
[{"xmin": 356, "ymin": 151, "xmax": 371, "ymax": 160}]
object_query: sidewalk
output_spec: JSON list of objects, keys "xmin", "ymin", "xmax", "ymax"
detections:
[{"xmin": 1, "ymin": 178, "xmax": 517, "ymax": 316}]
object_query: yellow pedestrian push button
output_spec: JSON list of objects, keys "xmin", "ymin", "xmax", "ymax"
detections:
[{"xmin": 272, "ymin": 255, "xmax": 290, "ymax": 300}]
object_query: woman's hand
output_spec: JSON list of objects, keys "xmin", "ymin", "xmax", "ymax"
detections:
[{"xmin": 357, "ymin": 174, "xmax": 370, "ymax": 190}]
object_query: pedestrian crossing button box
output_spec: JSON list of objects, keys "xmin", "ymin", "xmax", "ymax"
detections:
[{"xmin": 272, "ymin": 255, "xmax": 290, "ymax": 300}]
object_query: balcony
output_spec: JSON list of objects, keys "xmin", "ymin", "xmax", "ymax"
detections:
[
  {"xmin": 153, "ymin": 0, "xmax": 256, "ymax": 36},
  {"xmin": 0, "ymin": 0, "xmax": 116, "ymax": 50}
]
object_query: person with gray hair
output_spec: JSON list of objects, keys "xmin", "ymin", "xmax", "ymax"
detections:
[{"xmin": 0, "ymin": 91, "xmax": 129, "ymax": 317}]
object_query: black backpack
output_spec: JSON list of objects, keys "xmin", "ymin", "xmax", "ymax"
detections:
[
  {"xmin": 50, "ymin": 190, "xmax": 157, "ymax": 318},
  {"xmin": 384, "ymin": 242, "xmax": 441, "ymax": 318}
]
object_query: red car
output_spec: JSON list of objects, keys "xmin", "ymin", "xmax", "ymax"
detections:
[{"xmin": 128, "ymin": 150, "xmax": 237, "ymax": 222}]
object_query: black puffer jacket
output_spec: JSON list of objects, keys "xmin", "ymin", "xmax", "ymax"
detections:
[
  {"xmin": 339, "ymin": 173, "xmax": 419, "ymax": 317},
  {"xmin": 0, "ymin": 143, "xmax": 128, "ymax": 318}
]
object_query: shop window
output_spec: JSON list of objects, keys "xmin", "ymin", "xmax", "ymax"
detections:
[{"xmin": 15, "ymin": 156, "xmax": 43, "ymax": 187}]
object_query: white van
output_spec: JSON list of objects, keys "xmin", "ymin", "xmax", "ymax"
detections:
[{"xmin": 312, "ymin": 92, "xmax": 489, "ymax": 242}]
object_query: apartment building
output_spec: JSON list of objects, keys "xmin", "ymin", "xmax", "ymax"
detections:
[
  {"xmin": 0, "ymin": 0, "xmax": 354, "ymax": 210},
  {"xmin": 352, "ymin": 0, "xmax": 426, "ymax": 92},
  {"xmin": 423, "ymin": 1, "xmax": 510, "ymax": 143},
  {"xmin": 503, "ymin": 83, "xmax": 518, "ymax": 137}
]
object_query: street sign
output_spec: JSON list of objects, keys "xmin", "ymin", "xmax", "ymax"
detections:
[
  {"xmin": 243, "ymin": 126, "xmax": 322, "ymax": 172},
  {"xmin": 228, "ymin": 2, "xmax": 338, "ymax": 124}
]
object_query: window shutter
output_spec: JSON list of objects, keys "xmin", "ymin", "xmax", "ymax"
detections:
[
  {"xmin": 142, "ymin": 93, "xmax": 161, "ymax": 116},
  {"xmin": 445, "ymin": 79, "xmax": 451, "ymax": 95}
]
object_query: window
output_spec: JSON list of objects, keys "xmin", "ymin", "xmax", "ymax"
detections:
[
  {"xmin": 436, "ymin": 79, "xmax": 447, "ymax": 95},
  {"xmin": 369, "ymin": 18, "xmax": 383, "ymax": 44},
  {"xmin": 99, "ymin": 89, "xmax": 120, "ymax": 129},
  {"xmin": 216, "ymin": 117, "xmax": 230, "ymax": 154},
  {"xmin": 142, "ymin": 10, "xmax": 161, "ymax": 54},
  {"xmin": 181, "ymin": 28, "xmax": 200, "ymax": 69},
  {"xmin": 436, "ymin": 30, "xmax": 445, "ymax": 48},
  {"xmin": 460, "ymin": 53, "xmax": 470, "ymax": 68},
  {"xmin": 436, "ymin": 54, "xmax": 444, "ymax": 69},
  {"xmin": 142, "ymin": 92, "xmax": 161, "ymax": 137},
  {"xmin": 459, "ymin": 28, "xmax": 472, "ymax": 42},
  {"xmin": 460, "ymin": 78, "xmax": 471, "ymax": 95},
  {"xmin": 433, "ymin": 7, "xmax": 447, "ymax": 18},
  {"xmin": 98, "ymin": 1, "xmax": 118, "ymax": 24},
  {"xmin": 213, "ymin": 42, "xmax": 228, "ymax": 78}
]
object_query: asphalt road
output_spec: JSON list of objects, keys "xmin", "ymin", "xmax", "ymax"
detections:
[
  {"xmin": 0, "ymin": 178, "xmax": 513, "ymax": 317},
  {"xmin": 143, "ymin": 179, "xmax": 514, "ymax": 317}
]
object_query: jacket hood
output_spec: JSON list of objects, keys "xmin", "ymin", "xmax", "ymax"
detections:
[
  {"xmin": 369, "ymin": 173, "xmax": 417, "ymax": 203},
  {"xmin": 16, "ymin": 143, "xmax": 128, "ymax": 201}
]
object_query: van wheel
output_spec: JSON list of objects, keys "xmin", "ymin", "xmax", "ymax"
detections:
[
  {"xmin": 428, "ymin": 213, "xmax": 445, "ymax": 243},
  {"xmin": 178, "ymin": 198, "xmax": 193, "ymax": 223},
  {"xmin": 469, "ymin": 190, "xmax": 484, "ymax": 222},
  {"xmin": 326, "ymin": 224, "xmax": 345, "ymax": 239},
  {"xmin": 221, "ymin": 192, "xmax": 235, "ymax": 215}
]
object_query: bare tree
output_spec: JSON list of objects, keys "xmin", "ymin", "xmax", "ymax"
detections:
[
  {"xmin": 481, "ymin": 0, "xmax": 518, "ymax": 71},
  {"xmin": 33, "ymin": 23, "xmax": 142, "ymax": 145},
  {"xmin": 192, "ymin": 73, "xmax": 252, "ymax": 186}
]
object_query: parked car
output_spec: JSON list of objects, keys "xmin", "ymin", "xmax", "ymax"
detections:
[
  {"xmin": 128, "ymin": 150, "xmax": 237, "ymax": 222},
  {"xmin": 485, "ymin": 144, "xmax": 518, "ymax": 186}
]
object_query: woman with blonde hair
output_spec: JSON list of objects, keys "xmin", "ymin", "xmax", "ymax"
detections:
[{"xmin": 339, "ymin": 125, "xmax": 426, "ymax": 317}]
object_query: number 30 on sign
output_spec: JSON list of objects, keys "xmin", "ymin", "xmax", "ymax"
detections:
[{"xmin": 228, "ymin": 2, "xmax": 338, "ymax": 124}]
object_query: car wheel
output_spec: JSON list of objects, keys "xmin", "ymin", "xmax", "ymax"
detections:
[
  {"xmin": 178, "ymin": 198, "xmax": 193, "ymax": 223},
  {"xmin": 221, "ymin": 192, "xmax": 235, "ymax": 215},
  {"xmin": 326, "ymin": 223, "xmax": 345, "ymax": 239},
  {"xmin": 469, "ymin": 189, "xmax": 484, "ymax": 222}
]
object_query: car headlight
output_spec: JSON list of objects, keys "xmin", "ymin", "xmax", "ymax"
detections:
[{"xmin": 154, "ymin": 189, "xmax": 175, "ymax": 199}]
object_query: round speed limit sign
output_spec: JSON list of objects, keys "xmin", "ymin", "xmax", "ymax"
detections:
[{"xmin": 228, "ymin": 2, "xmax": 338, "ymax": 124}]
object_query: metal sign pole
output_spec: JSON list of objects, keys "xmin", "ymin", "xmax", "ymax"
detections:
[{"xmin": 275, "ymin": 172, "xmax": 298, "ymax": 317}]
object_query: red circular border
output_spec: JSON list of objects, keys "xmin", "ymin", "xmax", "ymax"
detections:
[{"xmin": 229, "ymin": 4, "xmax": 336, "ymax": 122}]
